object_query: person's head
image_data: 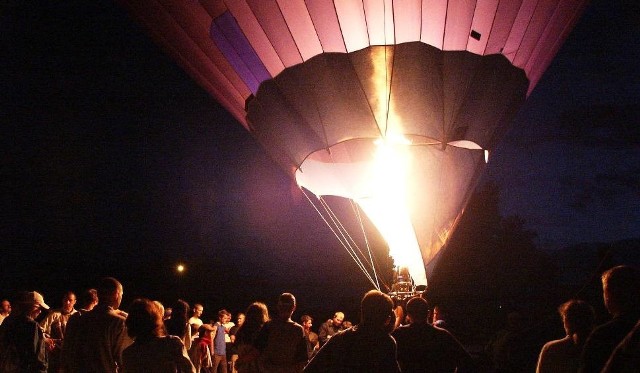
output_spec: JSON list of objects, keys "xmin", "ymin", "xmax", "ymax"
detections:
[
  {"xmin": 236, "ymin": 312, "xmax": 245, "ymax": 326},
  {"xmin": 218, "ymin": 309, "xmax": 230, "ymax": 323},
  {"xmin": 602, "ymin": 265, "xmax": 640, "ymax": 316},
  {"xmin": 405, "ymin": 297, "xmax": 429, "ymax": 324},
  {"xmin": 61, "ymin": 291, "xmax": 77, "ymax": 313},
  {"xmin": 246, "ymin": 302, "xmax": 269, "ymax": 325},
  {"xmin": 237, "ymin": 302, "xmax": 270, "ymax": 344},
  {"xmin": 277, "ymin": 293, "xmax": 296, "ymax": 319},
  {"xmin": 78, "ymin": 288, "xmax": 98, "ymax": 311},
  {"xmin": 558, "ymin": 299, "xmax": 595, "ymax": 336},
  {"xmin": 360, "ymin": 290, "xmax": 394, "ymax": 330},
  {"xmin": 331, "ymin": 311, "xmax": 345, "ymax": 328},
  {"xmin": 164, "ymin": 307, "xmax": 173, "ymax": 320},
  {"xmin": 14, "ymin": 291, "xmax": 50, "ymax": 319},
  {"xmin": 171, "ymin": 299, "xmax": 189, "ymax": 322},
  {"xmin": 192, "ymin": 303, "xmax": 204, "ymax": 318},
  {"xmin": 0, "ymin": 299, "xmax": 11, "ymax": 316},
  {"xmin": 301, "ymin": 314, "xmax": 313, "ymax": 330},
  {"xmin": 126, "ymin": 298, "xmax": 166, "ymax": 340},
  {"xmin": 98, "ymin": 277, "xmax": 123, "ymax": 309},
  {"xmin": 153, "ymin": 301, "xmax": 165, "ymax": 317}
]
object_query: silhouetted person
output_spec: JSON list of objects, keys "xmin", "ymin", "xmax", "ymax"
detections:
[
  {"xmin": 63, "ymin": 277, "xmax": 131, "ymax": 373},
  {"xmin": 122, "ymin": 298, "xmax": 195, "ymax": 373},
  {"xmin": 536, "ymin": 299, "xmax": 595, "ymax": 373},
  {"xmin": 255, "ymin": 293, "xmax": 307, "ymax": 372},
  {"xmin": 602, "ymin": 319, "xmax": 640, "ymax": 372},
  {"xmin": 486, "ymin": 310, "xmax": 534, "ymax": 372},
  {"xmin": 0, "ymin": 291, "xmax": 50, "ymax": 372},
  {"xmin": 392, "ymin": 297, "xmax": 473, "ymax": 372},
  {"xmin": 76, "ymin": 288, "xmax": 98, "ymax": 314},
  {"xmin": 579, "ymin": 265, "xmax": 640, "ymax": 373},
  {"xmin": 235, "ymin": 302, "xmax": 269, "ymax": 373},
  {"xmin": 165, "ymin": 299, "xmax": 192, "ymax": 350},
  {"xmin": 304, "ymin": 290, "xmax": 400, "ymax": 372}
]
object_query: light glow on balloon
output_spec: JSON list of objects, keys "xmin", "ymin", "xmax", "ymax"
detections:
[{"xmin": 357, "ymin": 136, "xmax": 427, "ymax": 285}]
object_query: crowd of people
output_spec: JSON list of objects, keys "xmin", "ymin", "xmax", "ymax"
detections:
[{"xmin": 0, "ymin": 264, "xmax": 638, "ymax": 372}]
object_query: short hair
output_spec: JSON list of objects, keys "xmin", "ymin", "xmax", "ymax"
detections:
[
  {"xmin": 277, "ymin": 293, "xmax": 296, "ymax": 313},
  {"xmin": 360, "ymin": 290, "xmax": 393, "ymax": 326},
  {"xmin": 602, "ymin": 265, "xmax": 640, "ymax": 311},
  {"xmin": 78, "ymin": 289, "xmax": 98, "ymax": 307},
  {"xmin": 558, "ymin": 299, "xmax": 595, "ymax": 334},
  {"xmin": 301, "ymin": 314, "xmax": 313, "ymax": 323},
  {"xmin": 126, "ymin": 298, "xmax": 165, "ymax": 340},
  {"xmin": 97, "ymin": 277, "xmax": 122, "ymax": 299},
  {"xmin": 218, "ymin": 309, "xmax": 230, "ymax": 319},
  {"xmin": 405, "ymin": 297, "xmax": 429, "ymax": 321},
  {"xmin": 63, "ymin": 291, "xmax": 76, "ymax": 300}
]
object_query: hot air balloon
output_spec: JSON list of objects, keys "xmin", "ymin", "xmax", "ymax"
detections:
[{"xmin": 119, "ymin": 0, "xmax": 588, "ymax": 291}]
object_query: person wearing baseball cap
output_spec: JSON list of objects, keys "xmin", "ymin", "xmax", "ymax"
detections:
[{"xmin": 0, "ymin": 291, "xmax": 50, "ymax": 372}]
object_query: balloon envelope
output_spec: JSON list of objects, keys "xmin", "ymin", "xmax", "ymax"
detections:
[{"xmin": 119, "ymin": 0, "xmax": 588, "ymax": 285}]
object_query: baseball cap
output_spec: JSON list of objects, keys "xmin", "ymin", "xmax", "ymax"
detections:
[{"xmin": 17, "ymin": 291, "xmax": 50, "ymax": 310}]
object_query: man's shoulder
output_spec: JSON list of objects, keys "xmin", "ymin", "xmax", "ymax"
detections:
[
  {"xmin": 542, "ymin": 336, "xmax": 572, "ymax": 352},
  {"xmin": 83, "ymin": 307, "xmax": 126, "ymax": 324}
]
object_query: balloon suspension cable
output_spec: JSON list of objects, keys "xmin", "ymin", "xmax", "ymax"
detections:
[
  {"xmin": 300, "ymin": 187, "xmax": 380, "ymax": 290},
  {"xmin": 317, "ymin": 197, "xmax": 381, "ymax": 289},
  {"xmin": 349, "ymin": 199, "xmax": 383, "ymax": 291}
]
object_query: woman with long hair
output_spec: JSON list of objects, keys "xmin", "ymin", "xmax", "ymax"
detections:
[
  {"xmin": 122, "ymin": 298, "xmax": 195, "ymax": 373},
  {"xmin": 235, "ymin": 302, "xmax": 270, "ymax": 373},
  {"xmin": 164, "ymin": 299, "xmax": 192, "ymax": 350}
]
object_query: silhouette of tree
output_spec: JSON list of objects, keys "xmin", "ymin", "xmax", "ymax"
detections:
[{"xmin": 427, "ymin": 182, "xmax": 560, "ymax": 343}]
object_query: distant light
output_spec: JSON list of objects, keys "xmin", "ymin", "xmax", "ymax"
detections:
[{"xmin": 176, "ymin": 264, "xmax": 185, "ymax": 273}]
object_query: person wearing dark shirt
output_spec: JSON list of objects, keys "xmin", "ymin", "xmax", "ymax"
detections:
[
  {"xmin": 392, "ymin": 297, "xmax": 473, "ymax": 372},
  {"xmin": 0, "ymin": 291, "xmax": 50, "ymax": 373},
  {"xmin": 579, "ymin": 265, "xmax": 640, "ymax": 373},
  {"xmin": 304, "ymin": 290, "xmax": 400, "ymax": 373},
  {"xmin": 317, "ymin": 312, "xmax": 344, "ymax": 346}
]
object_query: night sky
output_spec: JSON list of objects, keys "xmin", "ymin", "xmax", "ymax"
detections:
[{"xmin": 2, "ymin": 0, "xmax": 639, "ymax": 320}]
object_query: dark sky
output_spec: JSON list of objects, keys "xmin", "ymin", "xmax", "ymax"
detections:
[{"xmin": 2, "ymin": 0, "xmax": 639, "ymax": 317}]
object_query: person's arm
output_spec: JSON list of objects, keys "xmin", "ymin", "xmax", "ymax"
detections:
[
  {"xmin": 442, "ymin": 329, "xmax": 475, "ymax": 372},
  {"xmin": 31, "ymin": 323, "xmax": 49, "ymax": 373},
  {"xmin": 184, "ymin": 322, "xmax": 192, "ymax": 350},
  {"xmin": 379, "ymin": 336, "xmax": 401, "ymax": 373},
  {"xmin": 536, "ymin": 342, "xmax": 551, "ymax": 373},
  {"xmin": 303, "ymin": 335, "xmax": 337, "ymax": 372},
  {"xmin": 317, "ymin": 322, "xmax": 329, "ymax": 345},
  {"xmin": 294, "ymin": 327, "xmax": 310, "ymax": 370},
  {"xmin": 170, "ymin": 336, "xmax": 196, "ymax": 373}
]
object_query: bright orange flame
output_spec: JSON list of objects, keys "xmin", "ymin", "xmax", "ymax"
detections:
[{"xmin": 356, "ymin": 136, "xmax": 427, "ymax": 286}]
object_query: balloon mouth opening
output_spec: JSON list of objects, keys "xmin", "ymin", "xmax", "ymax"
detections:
[{"xmin": 296, "ymin": 136, "xmax": 429, "ymax": 286}]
